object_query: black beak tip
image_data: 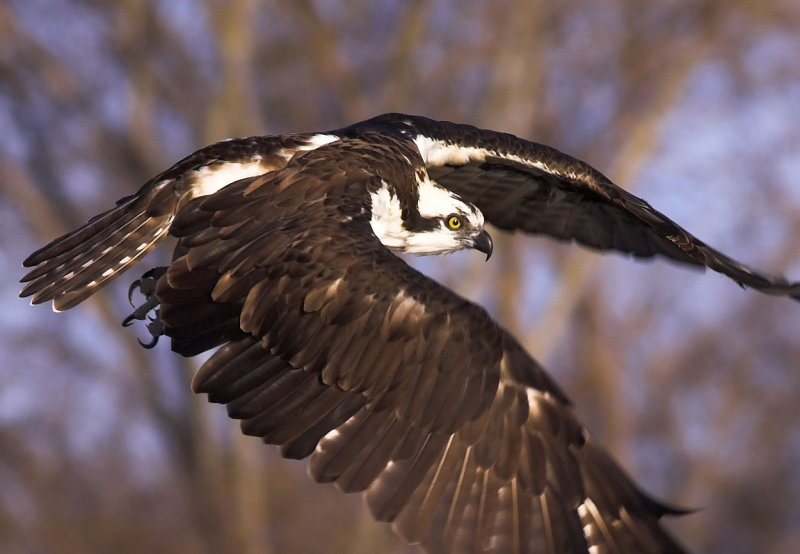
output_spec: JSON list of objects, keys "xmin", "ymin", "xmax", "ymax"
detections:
[{"xmin": 473, "ymin": 230, "xmax": 493, "ymax": 261}]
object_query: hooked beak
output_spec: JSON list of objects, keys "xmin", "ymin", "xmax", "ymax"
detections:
[{"xmin": 471, "ymin": 230, "xmax": 493, "ymax": 261}]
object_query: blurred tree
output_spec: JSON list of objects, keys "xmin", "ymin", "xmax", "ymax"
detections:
[{"xmin": 1, "ymin": 1, "xmax": 799, "ymax": 553}]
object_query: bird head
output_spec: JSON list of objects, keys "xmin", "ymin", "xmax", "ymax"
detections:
[{"xmin": 369, "ymin": 175, "xmax": 493, "ymax": 260}]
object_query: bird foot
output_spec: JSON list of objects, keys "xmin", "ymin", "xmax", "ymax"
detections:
[{"xmin": 123, "ymin": 266, "xmax": 167, "ymax": 348}]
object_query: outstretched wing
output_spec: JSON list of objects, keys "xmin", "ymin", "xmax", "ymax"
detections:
[
  {"xmin": 159, "ymin": 144, "xmax": 689, "ymax": 554},
  {"xmin": 355, "ymin": 114, "xmax": 799, "ymax": 300}
]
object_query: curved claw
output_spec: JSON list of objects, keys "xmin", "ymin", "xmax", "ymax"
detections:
[
  {"xmin": 123, "ymin": 266, "xmax": 167, "ymax": 347},
  {"xmin": 138, "ymin": 313, "xmax": 164, "ymax": 348},
  {"xmin": 138, "ymin": 335, "xmax": 160, "ymax": 349},
  {"xmin": 127, "ymin": 278, "xmax": 142, "ymax": 307}
]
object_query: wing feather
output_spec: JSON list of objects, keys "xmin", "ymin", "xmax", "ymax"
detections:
[{"xmin": 308, "ymin": 406, "xmax": 395, "ymax": 484}]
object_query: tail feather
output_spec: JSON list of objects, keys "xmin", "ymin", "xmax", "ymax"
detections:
[
  {"xmin": 40, "ymin": 215, "xmax": 171, "ymax": 311},
  {"xmin": 20, "ymin": 182, "xmax": 178, "ymax": 311},
  {"xmin": 22, "ymin": 208, "xmax": 150, "ymax": 291},
  {"xmin": 23, "ymin": 193, "xmax": 137, "ymax": 268}
]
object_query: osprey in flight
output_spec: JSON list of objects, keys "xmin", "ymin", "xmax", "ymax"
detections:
[{"xmin": 20, "ymin": 114, "xmax": 799, "ymax": 554}]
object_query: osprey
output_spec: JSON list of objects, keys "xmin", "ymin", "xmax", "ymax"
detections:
[{"xmin": 20, "ymin": 114, "xmax": 800, "ymax": 554}]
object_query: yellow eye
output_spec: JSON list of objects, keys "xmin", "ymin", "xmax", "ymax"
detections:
[{"xmin": 447, "ymin": 215, "xmax": 462, "ymax": 230}]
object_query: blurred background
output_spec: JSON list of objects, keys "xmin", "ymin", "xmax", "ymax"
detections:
[{"xmin": 1, "ymin": 1, "xmax": 799, "ymax": 553}]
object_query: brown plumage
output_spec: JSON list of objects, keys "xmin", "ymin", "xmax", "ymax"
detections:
[
  {"xmin": 20, "ymin": 114, "xmax": 800, "ymax": 553},
  {"xmin": 158, "ymin": 139, "xmax": 688, "ymax": 553}
]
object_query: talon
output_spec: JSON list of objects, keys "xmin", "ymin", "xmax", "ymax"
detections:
[
  {"xmin": 123, "ymin": 267, "xmax": 167, "ymax": 348},
  {"xmin": 128, "ymin": 278, "xmax": 142, "ymax": 307},
  {"xmin": 138, "ymin": 335, "xmax": 160, "ymax": 349},
  {"xmin": 146, "ymin": 314, "xmax": 164, "ymax": 337}
]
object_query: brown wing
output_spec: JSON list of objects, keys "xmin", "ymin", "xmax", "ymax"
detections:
[
  {"xmin": 387, "ymin": 337, "xmax": 689, "ymax": 554},
  {"xmin": 355, "ymin": 114, "xmax": 799, "ymax": 301},
  {"xmin": 158, "ymin": 145, "xmax": 689, "ymax": 553}
]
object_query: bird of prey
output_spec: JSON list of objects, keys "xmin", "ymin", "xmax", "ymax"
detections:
[{"xmin": 20, "ymin": 113, "xmax": 800, "ymax": 554}]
